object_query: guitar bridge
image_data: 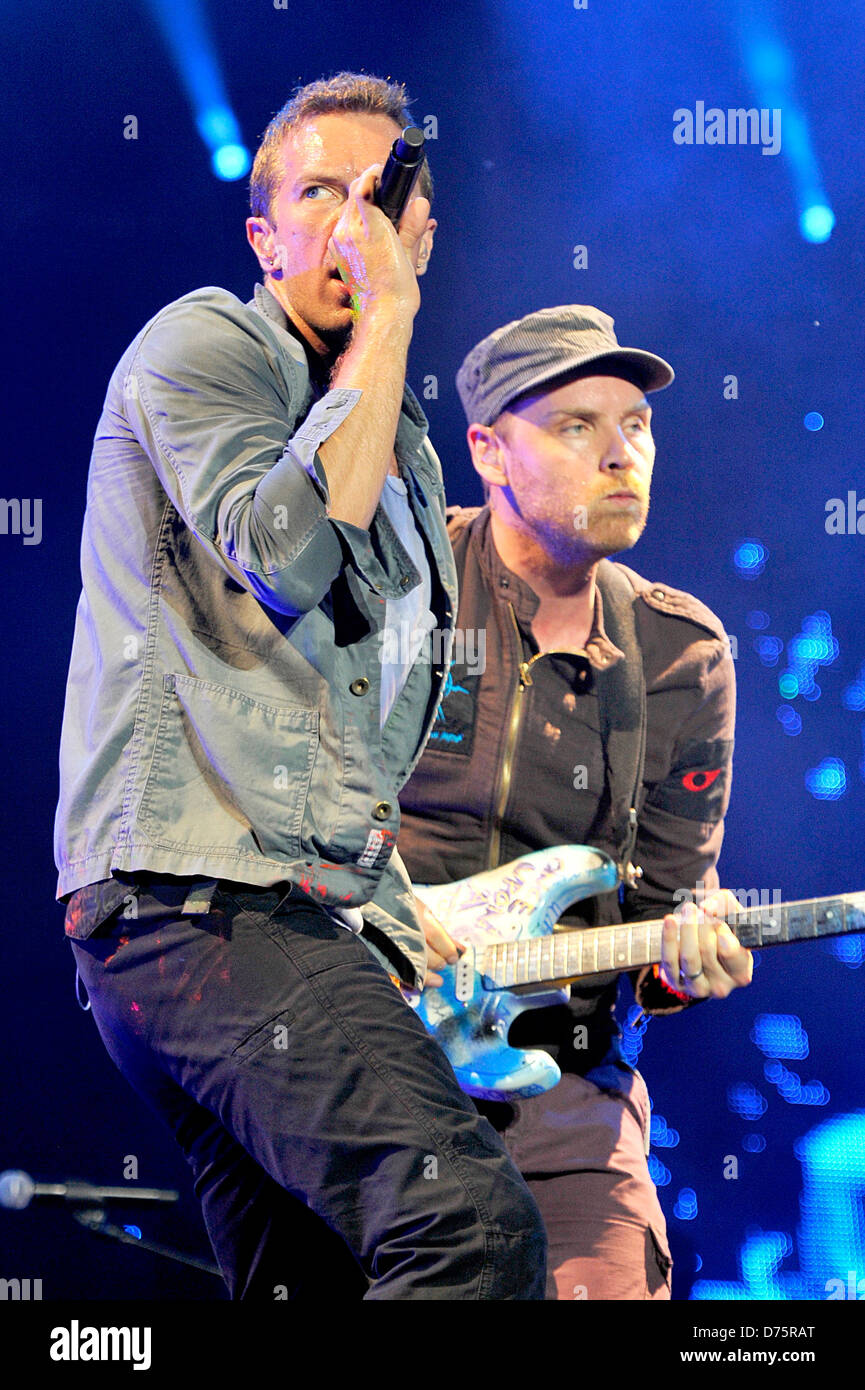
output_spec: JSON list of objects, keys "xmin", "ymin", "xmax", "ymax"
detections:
[{"xmin": 454, "ymin": 947, "xmax": 476, "ymax": 1005}]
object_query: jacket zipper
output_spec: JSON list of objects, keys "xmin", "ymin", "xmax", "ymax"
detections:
[{"xmin": 488, "ymin": 603, "xmax": 544, "ymax": 869}]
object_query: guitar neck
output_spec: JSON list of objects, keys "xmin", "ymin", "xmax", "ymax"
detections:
[{"xmin": 478, "ymin": 891, "xmax": 865, "ymax": 990}]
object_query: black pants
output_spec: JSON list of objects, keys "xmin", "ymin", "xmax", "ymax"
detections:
[{"xmin": 69, "ymin": 878, "xmax": 547, "ymax": 1299}]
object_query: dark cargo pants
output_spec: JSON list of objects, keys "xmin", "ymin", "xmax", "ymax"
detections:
[{"xmin": 67, "ymin": 877, "xmax": 547, "ymax": 1300}]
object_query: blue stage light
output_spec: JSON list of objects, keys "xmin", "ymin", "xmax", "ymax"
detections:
[
  {"xmin": 733, "ymin": 539, "xmax": 768, "ymax": 578},
  {"xmin": 755, "ymin": 635, "xmax": 783, "ymax": 665},
  {"xmin": 691, "ymin": 1279, "xmax": 751, "ymax": 1300},
  {"xmin": 647, "ymin": 1154, "xmax": 671, "ymax": 1187},
  {"xmin": 740, "ymin": 1231, "xmax": 793, "ymax": 1297},
  {"xmin": 795, "ymin": 1113, "xmax": 865, "ymax": 1296},
  {"xmin": 674, "ymin": 1187, "xmax": 698, "ymax": 1221},
  {"xmin": 650, "ymin": 1114, "xmax": 680, "ymax": 1148},
  {"xmin": 742, "ymin": 1133, "xmax": 767, "ymax": 1153},
  {"xmin": 751, "ymin": 1013, "xmax": 809, "ymax": 1060},
  {"xmin": 764, "ymin": 1060, "xmax": 830, "ymax": 1106},
  {"xmin": 144, "ymin": 0, "xmax": 250, "ymax": 182},
  {"xmin": 780, "ymin": 612, "xmax": 838, "ymax": 706},
  {"xmin": 803, "ymin": 411, "xmax": 824, "ymax": 431},
  {"xmin": 621, "ymin": 1004, "xmax": 649, "ymax": 1065},
  {"xmin": 841, "ymin": 669, "xmax": 865, "ymax": 710},
  {"xmin": 212, "ymin": 144, "xmax": 251, "ymax": 181},
  {"xmin": 824, "ymin": 935, "xmax": 865, "ymax": 969},
  {"xmin": 197, "ymin": 105, "xmax": 238, "ymax": 146},
  {"xmin": 747, "ymin": 610, "xmax": 770, "ymax": 630},
  {"xmin": 775, "ymin": 704, "xmax": 802, "ymax": 736},
  {"xmin": 800, "ymin": 205, "xmax": 835, "ymax": 243},
  {"xmin": 727, "ymin": 1081, "xmax": 768, "ymax": 1119},
  {"xmin": 123, "ymin": 1224, "xmax": 142, "ymax": 1240},
  {"xmin": 748, "ymin": 39, "xmax": 792, "ymax": 86},
  {"xmin": 805, "ymin": 757, "xmax": 847, "ymax": 801}
]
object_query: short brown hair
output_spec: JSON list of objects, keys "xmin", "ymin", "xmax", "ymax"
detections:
[{"xmin": 250, "ymin": 71, "xmax": 433, "ymax": 221}]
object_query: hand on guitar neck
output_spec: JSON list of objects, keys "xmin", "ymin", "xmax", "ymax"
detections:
[{"xmin": 659, "ymin": 889, "xmax": 753, "ymax": 1000}]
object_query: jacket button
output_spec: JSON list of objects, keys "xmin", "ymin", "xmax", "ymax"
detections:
[
  {"xmin": 372, "ymin": 801, "xmax": 392, "ymax": 821},
  {"xmin": 399, "ymin": 574, "xmax": 412, "ymax": 589},
  {"xmin": 349, "ymin": 677, "xmax": 370, "ymax": 696}
]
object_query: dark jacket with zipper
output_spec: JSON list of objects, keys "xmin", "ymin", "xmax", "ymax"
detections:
[{"xmin": 398, "ymin": 505, "xmax": 736, "ymax": 1071}]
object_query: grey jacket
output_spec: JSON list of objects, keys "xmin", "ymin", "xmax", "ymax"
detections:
[{"xmin": 54, "ymin": 283, "xmax": 458, "ymax": 989}]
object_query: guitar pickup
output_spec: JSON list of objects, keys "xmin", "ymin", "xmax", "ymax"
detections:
[{"xmin": 454, "ymin": 947, "xmax": 476, "ymax": 1004}]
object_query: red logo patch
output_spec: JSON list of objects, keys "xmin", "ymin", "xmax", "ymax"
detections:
[{"xmin": 682, "ymin": 768, "xmax": 721, "ymax": 792}]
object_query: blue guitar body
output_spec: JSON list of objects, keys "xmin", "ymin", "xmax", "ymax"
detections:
[
  {"xmin": 412, "ymin": 847, "xmax": 865, "ymax": 1101},
  {"xmin": 413, "ymin": 846, "xmax": 619, "ymax": 1101}
]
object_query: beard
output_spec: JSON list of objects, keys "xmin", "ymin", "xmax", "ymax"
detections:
[
  {"xmin": 580, "ymin": 503, "xmax": 649, "ymax": 557},
  {"xmin": 523, "ymin": 493, "xmax": 650, "ymax": 566},
  {"xmin": 317, "ymin": 320, "xmax": 354, "ymax": 363}
]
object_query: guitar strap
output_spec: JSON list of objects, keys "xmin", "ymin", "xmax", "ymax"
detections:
[{"xmin": 592, "ymin": 560, "xmax": 647, "ymax": 886}]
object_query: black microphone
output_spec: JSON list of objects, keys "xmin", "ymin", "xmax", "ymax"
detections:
[
  {"xmin": 0, "ymin": 1169, "xmax": 179, "ymax": 1209},
  {"xmin": 375, "ymin": 126, "xmax": 426, "ymax": 226}
]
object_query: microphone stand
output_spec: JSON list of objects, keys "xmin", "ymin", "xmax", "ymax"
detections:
[{"xmin": 73, "ymin": 1207, "xmax": 221, "ymax": 1277}]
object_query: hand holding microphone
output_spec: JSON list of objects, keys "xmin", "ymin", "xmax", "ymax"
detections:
[
  {"xmin": 331, "ymin": 127, "xmax": 429, "ymax": 319},
  {"xmin": 374, "ymin": 126, "xmax": 426, "ymax": 226}
]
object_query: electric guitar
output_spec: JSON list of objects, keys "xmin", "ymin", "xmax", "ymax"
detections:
[{"xmin": 412, "ymin": 845, "xmax": 865, "ymax": 1102}]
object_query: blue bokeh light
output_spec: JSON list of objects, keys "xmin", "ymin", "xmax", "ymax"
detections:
[
  {"xmin": 776, "ymin": 704, "xmax": 802, "ymax": 736},
  {"xmin": 841, "ymin": 666, "xmax": 865, "ymax": 710},
  {"xmin": 800, "ymin": 205, "xmax": 835, "ymax": 243},
  {"xmin": 780, "ymin": 612, "xmax": 839, "ymax": 704},
  {"xmin": 824, "ymin": 935, "xmax": 865, "ymax": 969},
  {"xmin": 747, "ymin": 610, "xmax": 770, "ymax": 630},
  {"xmin": 674, "ymin": 1187, "xmax": 698, "ymax": 1221},
  {"xmin": 805, "ymin": 757, "xmax": 847, "ymax": 801},
  {"xmin": 621, "ymin": 1003, "xmax": 649, "ymax": 1065},
  {"xmin": 197, "ymin": 104, "xmax": 238, "ymax": 146},
  {"xmin": 743, "ymin": 1133, "xmax": 767, "ymax": 1153},
  {"xmin": 647, "ymin": 1154, "xmax": 671, "ymax": 1187},
  {"xmin": 650, "ymin": 1113, "xmax": 680, "ymax": 1148},
  {"xmin": 803, "ymin": 411, "xmax": 824, "ymax": 431},
  {"xmin": 211, "ymin": 143, "xmax": 251, "ymax": 180},
  {"xmin": 755, "ymin": 635, "xmax": 783, "ymax": 666},
  {"xmin": 751, "ymin": 1013, "xmax": 809, "ymax": 1060},
  {"xmin": 734, "ymin": 539, "xmax": 768, "ymax": 579},
  {"xmin": 764, "ymin": 1060, "xmax": 830, "ymax": 1106},
  {"xmin": 728, "ymin": 1081, "xmax": 769, "ymax": 1120}
]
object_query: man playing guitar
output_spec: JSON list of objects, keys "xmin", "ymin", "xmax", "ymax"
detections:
[{"xmin": 399, "ymin": 305, "xmax": 753, "ymax": 1300}]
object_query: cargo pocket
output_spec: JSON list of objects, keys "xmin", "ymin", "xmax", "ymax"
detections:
[
  {"xmin": 138, "ymin": 674, "xmax": 318, "ymax": 863},
  {"xmin": 64, "ymin": 878, "xmax": 141, "ymax": 941},
  {"xmin": 647, "ymin": 1222, "xmax": 673, "ymax": 1297},
  {"xmin": 231, "ymin": 1006, "xmax": 296, "ymax": 1062}
]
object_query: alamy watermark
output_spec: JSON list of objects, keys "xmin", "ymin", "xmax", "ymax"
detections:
[
  {"xmin": 378, "ymin": 624, "xmax": 486, "ymax": 676},
  {"xmin": 0, "ymin": 498, "xmax": 42, "ymax": 545},
  {"xmin": 825, "ymin": 492, "xmax": 865, "ymax": 534},
  {"xmin": 674, "ymin": 881, "xmax": 781, "ymax": 924},
  {"xmin": 673, "ymin": 102, "xmax": 781, "ymax": 156}
]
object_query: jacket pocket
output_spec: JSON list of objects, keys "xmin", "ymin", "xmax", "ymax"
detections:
[{"xmin": 138, "ymin": 673, "xmax": 318, "ymax": 863}]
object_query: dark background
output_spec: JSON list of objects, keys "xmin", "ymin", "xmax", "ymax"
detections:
[{"xmin": 2, "ymin": 0, "xmax": 863, "ymax": 1300}]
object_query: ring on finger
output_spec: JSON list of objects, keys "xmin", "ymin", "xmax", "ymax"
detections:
[{"xmin": 680, "ymin": 965, "xmax": 705, "ymax": 982}]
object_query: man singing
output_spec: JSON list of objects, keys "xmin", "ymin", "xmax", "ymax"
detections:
[
  {"xmin": 398, "ymin": 305, "xmax": 753, "ymax": 1300},
  {"xmin": 54, "ymin": 73, "xmax": 545, "ymax": 1300}
]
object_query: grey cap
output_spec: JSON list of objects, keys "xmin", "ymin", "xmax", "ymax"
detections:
[{"xmin": 455, "ymin": 305, "xmax": 675, "ymax": 426}]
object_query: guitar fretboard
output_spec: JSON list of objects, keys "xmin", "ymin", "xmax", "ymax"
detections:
[{"xmin": 478, "ymin": 892, "xmax": 865, "ymax": 990}]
